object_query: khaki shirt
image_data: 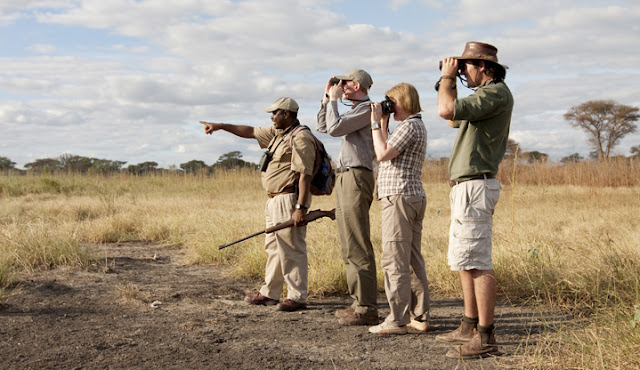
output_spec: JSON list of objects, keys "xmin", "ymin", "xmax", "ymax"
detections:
[
  {"xmin": 254, "ymin": 122, "xmax": 316, "ymax": 194},
  {"xmin": 449, "ymin": 80, "xmax": 514, "ymax": 181}
]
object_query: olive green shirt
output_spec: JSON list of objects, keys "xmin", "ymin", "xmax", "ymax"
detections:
[
  {"xmin": 449, "ymin": 80, "xmax": 513, "ymax": 181},
  {"xmin": 254, "ymin": 122, "xmax": 316, "ymax": 194}
]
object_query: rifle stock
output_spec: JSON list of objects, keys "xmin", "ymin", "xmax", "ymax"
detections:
[{"xmin": 218, "ymin": 208, "xmax": 336, "ymax": 250}]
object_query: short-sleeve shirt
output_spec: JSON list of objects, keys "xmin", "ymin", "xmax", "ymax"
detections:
[
  {"xmin": 254, "ymin": 122, "xmax": 316, "ymax": 194},
  {"xmin": 377, "ymin": 114, "xmax": 427, "ymax": 198},
  {"xmin": 449, "ymin": 80, "xmax": 513, "ymax": 181}
]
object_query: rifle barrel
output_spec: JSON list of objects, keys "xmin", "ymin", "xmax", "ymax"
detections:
[
  {"xmin": 217, "ymin": 208, "xmax": 336, "ymax": 250},
  {"xmin": 218, "ymin": 230, "xmax": 265, "ymax": 250}
]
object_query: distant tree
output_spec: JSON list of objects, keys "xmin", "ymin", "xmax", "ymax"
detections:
[
  {"xmin": 564, "ymin": 100, "xmax": 639, "ymax": 160},
  {"xmin": 521, "ymin": 151, "xmax": 549, "ymax": 164},
  {"xmin": 0, "ymin": 156, "xmax": 16, "ymax": 170},
  {"xmin": 90, "ymin": 159, "xmax": 126, "ymax": 174},
  {"xmin": 504, "ymin": 138, "xmax": 521, "ymax": 158},
  {"xmin": 24, "ymin": 158, "xmax": 62, "ymax": 173},
  {"xmin": 631, "ymin": 145, "xmax": 640, "ymax": 158},
  {"xmin": 128, "ymin": 161, "xmax": 158, "ymax": 175},
  {"xmin": 180, "ymin": 160, "xmax": 210, "ymax": 175},
  {"xmin": 59, "ymin": 154, "xmax": 93, "ymax": 173},
  {"xmin": 561, "ymin": 153, "xmax": 584, "ymax": 164},
  {"xmin": 213, "ymin": 151, "xmax": 255, "ymax": 170}
]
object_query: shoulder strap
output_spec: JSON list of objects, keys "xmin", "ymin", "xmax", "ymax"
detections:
[{"xmin": 289, "ymin": 125, "xmax": 311, "ymax": 147}]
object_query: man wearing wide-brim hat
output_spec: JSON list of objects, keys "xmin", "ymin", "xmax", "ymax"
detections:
[
  {"xmin": 200, "ymin": 97, "xmax": 316, "ymax": 312},
  {"xmin": 436, "ymin": 41, "xmax": 514, "ymax": 359}
]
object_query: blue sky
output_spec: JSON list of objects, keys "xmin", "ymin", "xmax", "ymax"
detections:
[{"xmin": 1, "ymin": 0, "xmax": 639, "ymax": 168}]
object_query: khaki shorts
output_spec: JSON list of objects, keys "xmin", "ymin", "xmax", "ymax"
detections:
[{"xmin": 448, "ymin": 178, "xmax": 501, "ymax": 270}]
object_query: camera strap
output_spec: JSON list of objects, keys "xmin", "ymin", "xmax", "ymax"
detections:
[
  {"xmin": 340, "ymin": 97, "xmax": 371, "ymax": 107},
  {"xmin": 265, "ymin": 120, "xmax": 300, "ymax": 155}
]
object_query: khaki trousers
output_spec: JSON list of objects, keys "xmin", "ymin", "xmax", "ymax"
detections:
[
  {"xmin": 259, "ymin": 193, "xmax": 309, "ymax": 303},
  {"xmin": 380, "ymin": 195, "xmax": 430, "ymax": 326},
  {"xmin": 335, "ymin": 168, "xmax": 377, "ymax": 314}
]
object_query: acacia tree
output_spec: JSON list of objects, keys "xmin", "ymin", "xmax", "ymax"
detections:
[
  {"xmin": 0, "ymin": 156, "xmax": 16, "ymax": 170},
  {"xmin": 180, "ymin": 160, "xmax": 209, "ymax": 174},
  {"xmin": 564, "ymin": 100, "xmax": 639, "ymax": 160},
  {"xmin": 25, "ymin": 158, "xmax": 62, "ymax": 173}
]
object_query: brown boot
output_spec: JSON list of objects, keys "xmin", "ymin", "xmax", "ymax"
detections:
[
  {"xmin": 446, "ymin": 325, "xmax": 497, "ymax": 359},
  {"xmin": 334, "ymin": 307, "xmax": 355, "ymax": 318},
  {"xmin": 244, "ymin": 292, "xmax": 278, "ymax": 306},
  {"xmin": 338, "ymin": 310, "xmax": 379, "ymax": 326},
  {"xmin": 436, "ymin": 317, "xmax": 477, "ymax": 344}
]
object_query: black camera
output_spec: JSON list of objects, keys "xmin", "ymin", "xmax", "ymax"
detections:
[
  {"xmin": 329, "ymin": 77, "xmax": 340, "ymax": 85},
  {"xmin": 258, "ymin": 151, "xmax": 273, "ymax": 172},
  {"xmin": 381, "ymin": 96, "xmax": 395, "ymax": 114}
]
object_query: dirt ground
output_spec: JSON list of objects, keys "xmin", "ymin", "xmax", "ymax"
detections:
[{"xmin": 0, "ymin": 243, "xmax": 564, "ymax": 369}]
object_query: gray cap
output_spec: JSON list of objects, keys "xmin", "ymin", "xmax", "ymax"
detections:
[
  {"xmin": 335, "ymin": 69, "xmax": 373, "ymax": 90},
  {"xmin": 264, "ymin": 97, "xmax": 299, "ymax": 113}
]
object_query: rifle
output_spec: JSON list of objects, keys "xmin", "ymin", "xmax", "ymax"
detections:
[{"xmin": 218, "ymin": 208, "xmax": 336, "ymax": 250}]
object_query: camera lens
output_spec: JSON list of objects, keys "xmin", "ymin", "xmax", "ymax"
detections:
[{"xmin": 329, "ymin": 77, "xmax": 340, "ymax": 85}]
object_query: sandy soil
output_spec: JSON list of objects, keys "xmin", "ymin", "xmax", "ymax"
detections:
[{"xmin": 0, "ymin": 243, "xmax": 563, "ymax": 369}]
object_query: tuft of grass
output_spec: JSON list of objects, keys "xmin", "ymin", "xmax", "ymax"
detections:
[{"xmin": 1, "ymin": 168, "xmax": 639, "ymax": 367}]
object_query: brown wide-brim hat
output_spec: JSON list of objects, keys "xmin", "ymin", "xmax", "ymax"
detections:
[{"xmin": 453, "ymin": 41, "xmax": 508, "ymax": 70}]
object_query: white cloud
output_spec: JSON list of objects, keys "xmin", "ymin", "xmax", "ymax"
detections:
[
  {"xmin": 1, "ymin": 0, "xmax": 640, "ymax": 168},
  {"xmin": 25, "ymin": 43, "xmax": 57, "ymax": 54}
]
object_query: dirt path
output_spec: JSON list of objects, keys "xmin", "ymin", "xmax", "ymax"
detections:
[{"xmin": 0, "ymin": 243, "xmax": 561, "ymax": 369}]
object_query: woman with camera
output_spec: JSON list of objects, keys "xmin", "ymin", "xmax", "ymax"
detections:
[{"xmin": 368, "ymin": 83, "xmax": 431, "ymax": 335}]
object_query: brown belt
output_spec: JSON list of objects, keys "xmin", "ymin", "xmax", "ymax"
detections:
[
  {"xmin": 449, "ymin": 173, "xmax": 495, "ymax": 187},
  {"xmin": 267, "ymin": 185, "xmax": 296, "ymax": 198}
]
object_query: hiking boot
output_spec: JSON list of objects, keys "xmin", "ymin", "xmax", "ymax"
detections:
[
  {"xmin": 407, "ymin": 319, "xmax": 431, "ymax": 333},
  {"xmin": 338, "ymin": 310, "xmax": 379, "ymax": 326},
  {"xmin": 276, "ymin": 299, "xmax": 307, "ymax": 312},
  {"xmin": 368, "ymin": 321, "xmax": 408, "ymax": 335},
  {"xmin": 244, "ymin": 292, "xmax": 278, "ymax": 306},
  {"xmin": 446, "ymin": 329, "xmax": 497, "ymax": 359},
  {"xmin": 334, "ymin": 307, "xmax": 354, "ymax": 318},
  {"xmin": 436, "ymin": 318, "xmax": 477, "ymax": 344}
]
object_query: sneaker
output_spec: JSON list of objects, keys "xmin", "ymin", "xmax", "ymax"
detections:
[
  {"xmin": 244, "ymin": 292, "xmax": 278, "ymax": 306},
  {"xmin": 368, "ymin": 321, "xmax": 408, "ymax": 335},
  {"xmin": 338, "ymin": 311, "xmax": 379, "ymax": 326},
  {"xmin": 407, "ymin": 319, "xmax": 431, "ymax": 332},
  {"xmin": 436, "ymin": 319, "xmax": 476, "ymax": 344},
  {"xmin": 276, "ymin": 299, "xmax": 307, "ymax": 312},
  {"xmin": 334, "ymin": 307, "xmax": 355, "ymax": 318},
  {"xmin": 446, "ymin": 331, "xmax": 497, "ymax": 359}
]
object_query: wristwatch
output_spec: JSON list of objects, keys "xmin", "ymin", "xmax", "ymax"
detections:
[
  {"xmin": 371, "ymin": 122, "xmax": 381, "ymax": 130},
  {"xmin": 295, "ymin": 204, "xmax": 308, "ymax": 211}
]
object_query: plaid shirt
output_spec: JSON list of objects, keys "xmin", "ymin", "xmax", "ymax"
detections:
[{"xmin": 377, "ymin": 114, "xmax": 426, "ymax": 198}]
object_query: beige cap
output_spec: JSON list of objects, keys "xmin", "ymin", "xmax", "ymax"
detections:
[
  {"xmin": 335, "ymin": 68, "xmax": 373, "ymax": 90},
  {"xmin": 264, "ymin": 97, "xmax": 299, "ymax": 113}
]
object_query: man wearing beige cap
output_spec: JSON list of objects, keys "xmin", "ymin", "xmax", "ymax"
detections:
[
  {"xmin": 317, "ymin": 69, "xmax": 378, "ymax": 325},
  {"xmin": 200, "ymin": 97, "xmax": 316, "ymax": 312},
  {"xmin": 437, "ymin": 42, "xmax": 513, "ymax": 358}
]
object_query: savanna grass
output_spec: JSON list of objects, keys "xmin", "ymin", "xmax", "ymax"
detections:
[{"xmin": 1, "ymin": 160, "xmax": 639, "ymax": 368}]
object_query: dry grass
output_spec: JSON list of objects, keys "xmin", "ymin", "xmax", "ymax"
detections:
[{"xmin": 1, "ymin": 161, "xmax": 639, "ymax": 368}]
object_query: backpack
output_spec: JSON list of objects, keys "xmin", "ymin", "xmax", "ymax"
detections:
[{"xmin": 290, "ymin": 125, "xmax": 335, "ymax": 196}]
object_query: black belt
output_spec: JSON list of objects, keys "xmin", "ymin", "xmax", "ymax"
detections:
[
  {"xmin": 449, "ymin": 173, "xmax": 495, "ymax": 187},
  {"xmin": 336, "ymin": 166, "xmax": 369, "ymax": 173}
]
